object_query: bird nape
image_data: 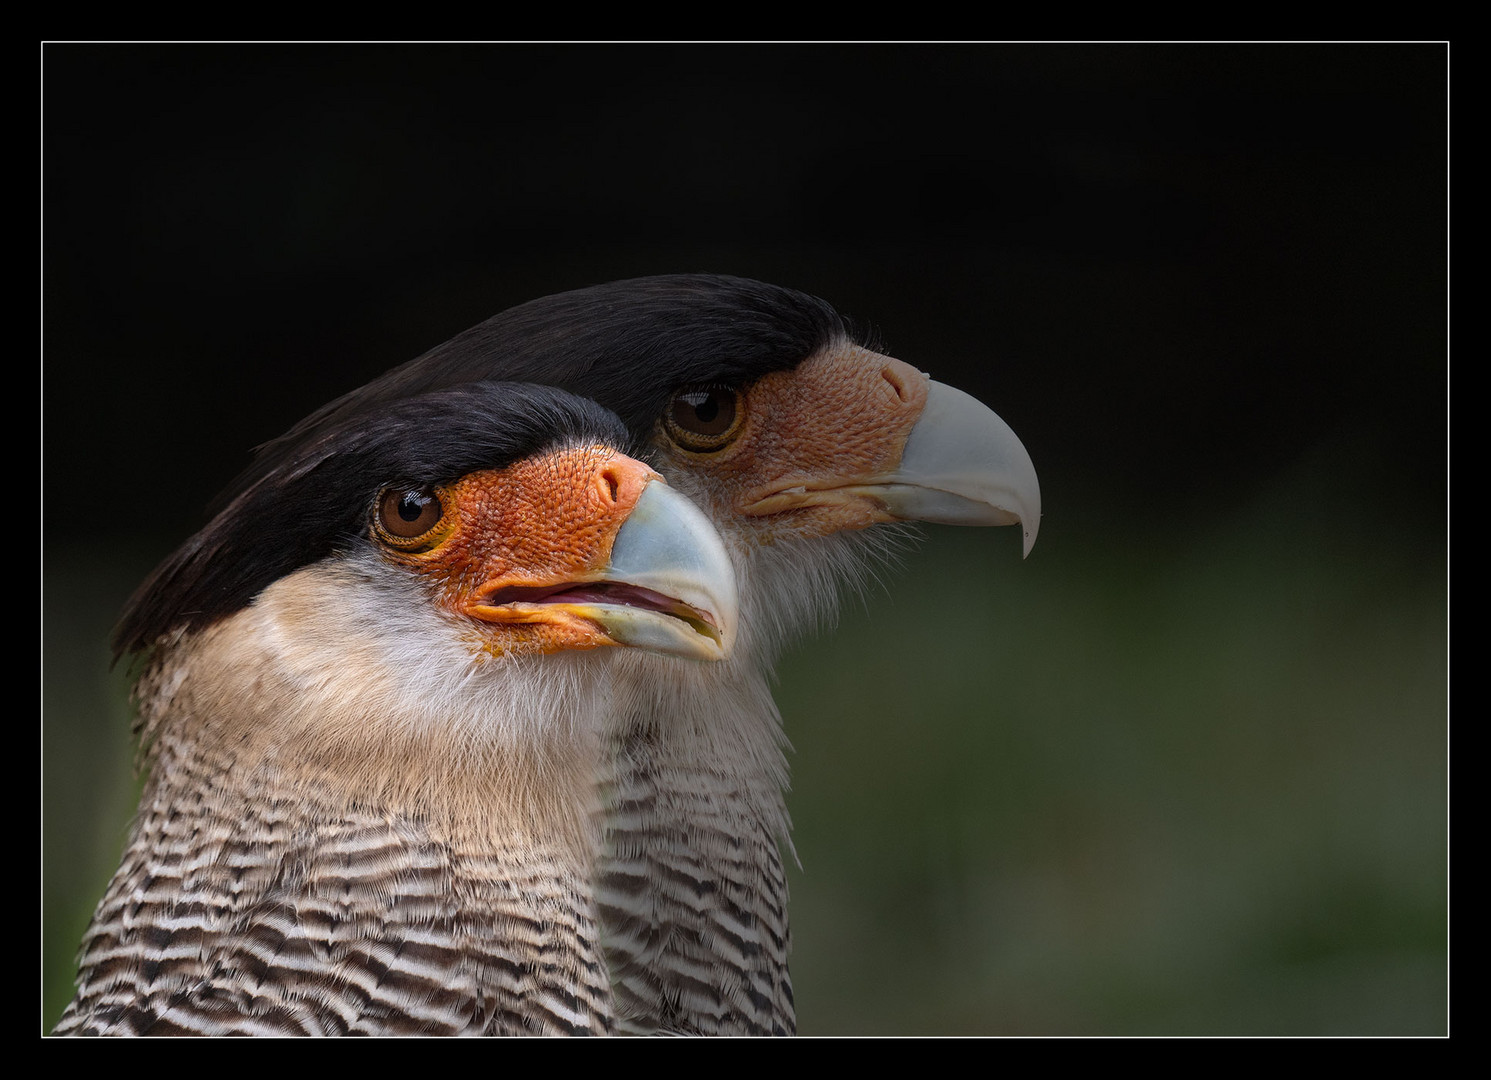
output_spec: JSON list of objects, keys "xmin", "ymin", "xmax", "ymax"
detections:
[{"xmin": 55, "ymin": 275, "xmax": 1040, "ymax": 1037}]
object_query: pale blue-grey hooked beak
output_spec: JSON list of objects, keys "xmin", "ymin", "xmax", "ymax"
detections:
[
  {"xmin": 564, "ymin": 481, "xmax": 739, "ymax": 660},
  {"xmin": 848, "ymin": 380, "xmax": 1041, "ymax": 556}
]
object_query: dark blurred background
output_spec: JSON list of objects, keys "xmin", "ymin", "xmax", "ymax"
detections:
[{"xmin": 41, "ymin": 43, "xmax": 1447, "ymax": 1035}]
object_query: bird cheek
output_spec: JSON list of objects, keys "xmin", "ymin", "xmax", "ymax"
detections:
[
  {"xmin": 426, "ymin": 451, "xmax": 664, "ymax": 657},
  {"xmin": 732, "ymin": 347, "xmax": 931, "ymax": 533}
]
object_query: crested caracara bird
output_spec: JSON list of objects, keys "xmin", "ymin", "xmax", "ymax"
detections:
[
  {"xmin": 195, "ymin": 274, "xmax": 1040, "ymax": 1035},
  {"xmin": 55, "ymin": 382, "xmax": 741, "ymax": 1036}
]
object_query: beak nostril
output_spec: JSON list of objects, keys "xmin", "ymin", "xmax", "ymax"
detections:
[
  {"xmin": 599, "ymin": 467, "xmax": 622, "ymax": 504},
  {"xmin": 882, "ymin": 367, "xmax": 911, "ymax": 404}
]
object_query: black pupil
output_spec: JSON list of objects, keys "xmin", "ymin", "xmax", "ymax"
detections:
[
  {"xmin": 399, "ymin": 493, "xmax": 429, "ymax": 522},
  {"xmin": 690, "ymin": 394, "xmax": 720, "ymax": 424},
  {"xmin": 677, "ymin": 389, "xmax": 733, "ymax": 435}
]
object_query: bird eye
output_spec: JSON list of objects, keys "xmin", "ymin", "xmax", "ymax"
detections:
[
  {"xmin": 374, "ymin": 487, "xmax": 447, "ymax": 549},
  {"xmin": 663, "ymin": 385, "xmax": 744, "ymax": 452}
]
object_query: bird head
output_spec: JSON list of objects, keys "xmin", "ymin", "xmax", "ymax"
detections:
[
  {"xmin": 648, "ymin": 340, "xmax": 1040, "ymax": 554},
  {"xmin": 116, "ymin": 381, "xmax": 737, "ymax": 668}
]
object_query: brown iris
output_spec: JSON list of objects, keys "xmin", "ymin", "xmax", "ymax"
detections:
[
  {"xmin": 663, "ymin": 385, "xmax": 744, "ymax": 452},
  {"xmin": 374, "ymin": 487, "xmax": 448, "ymax": 550}
]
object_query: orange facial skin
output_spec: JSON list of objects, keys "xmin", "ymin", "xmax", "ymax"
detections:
[
  {"xmin": 659, "ymin": 344, "xmax": 931, "ymax": 537},
  {"xmin": 376, "ymin": 446, "xmax": 662, "ymax": 656}
]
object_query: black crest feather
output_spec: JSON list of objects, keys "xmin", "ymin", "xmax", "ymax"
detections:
[
  {"xmin": 239, "ymin": 274, "xmax": 849, "ymax": 487},
  {"xmin": 115, "ymin": 382, "xmax": 624, "ymax": 659}
]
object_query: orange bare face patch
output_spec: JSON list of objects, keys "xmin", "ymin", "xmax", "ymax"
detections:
[
  {"xmin": 656, "ymin": 344, "xmax": 931, "ymax": 536},
  {"xmin": 376, "ymin": 445, "xmax": 661, "ymax": 656}
]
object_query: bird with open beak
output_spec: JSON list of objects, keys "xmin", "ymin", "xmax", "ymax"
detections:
[{"xmin": 57, "ymin": 382, "xmax": 742, "ymax": 1035}]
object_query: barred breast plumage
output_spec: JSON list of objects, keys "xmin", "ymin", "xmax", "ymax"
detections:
[
  {"xmin": 57, "ymin": 732, "xmax": 615, "ymax": 1036},
  {"xmin": 597, "ymin": 686, "xmax": 795, "ymax": 1035}
]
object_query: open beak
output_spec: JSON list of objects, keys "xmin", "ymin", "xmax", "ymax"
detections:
[
  {"xmin": 540, "ymin": 481, "xmax": 739, "ymax": 660},
  {"xmin": 463, "ymin": 466, "xmax": 739, "ymax": 662}
]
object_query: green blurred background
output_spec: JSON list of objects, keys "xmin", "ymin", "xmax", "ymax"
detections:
[{"xmin": 41, "ymin": 44, "xmax": 1446, "ymax": 1035}]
